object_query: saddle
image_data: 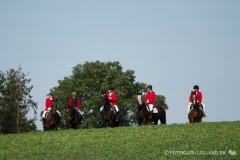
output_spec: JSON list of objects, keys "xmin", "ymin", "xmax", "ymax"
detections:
[
  {"xmin": 190, "ymin": 103, "xmax": 203, "ymax": 111},
  {"xmin": 146, "ymin": 104, "xmax": 159, "ymax": 113}
]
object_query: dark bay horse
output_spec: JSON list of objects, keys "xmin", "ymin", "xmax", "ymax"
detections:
[
  {"xmin": 44, "ymin": 101, "xmax": 61, "ymax": 131},
  {"xmin": 188, "ymin": 91, "xmax": 203, "ymax": 123},
  {"xmin": 136, "ymin": 91, "xmax": 166, "ymax": 125},
  {"xmin": 66, "ymin": 106, "xmax": 82, "ymax": 129},
  {"xmin": 100, "ymin": 94, "xmax": 119, "ymax": 127}
]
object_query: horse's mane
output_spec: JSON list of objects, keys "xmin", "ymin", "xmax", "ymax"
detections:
[
  {"xmin": 102, "ymin": 94, "xmax": 110, "ymax": 107},
  {"xmin": 51, "ymin": 101, "xmax": 57, "ymax": 108}
]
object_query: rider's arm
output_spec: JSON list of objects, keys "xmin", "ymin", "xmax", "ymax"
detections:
[
  {"xmin": 45, "ymin": 98, "xmax": 51, "ymax": 110},
  {"xmin": 109, "ymin": 93, "xmax": 117, "ymax": 102},
  {"xmin": 77, "ymin": 100, "xmax": 81, "ymax": 109},
  {"xmin": 67, "ymin": 99, "xmax": 72, "ymax": 107},
  {"xmin": 197, "ymin": 92, "xmax": 202, "ymax": 103}
]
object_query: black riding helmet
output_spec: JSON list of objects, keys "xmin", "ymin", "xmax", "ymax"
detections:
[
  {"xmin": 100, "ymin": 89, "xmax": 106, "ymax": 95},
  {"xmin": 147, "ymin": 85, "xmax": 152, "ymax": 90},
  {"xmin": 49, "ymin": 92, "xmax": 55, "ymax": 96},
  {"xmin": 108, "ymin": 86, "xmax": 114, "ymax": 90},
  {"xmin": 193, "ymin": 85, "xmax": 199, "ymax": 90}
]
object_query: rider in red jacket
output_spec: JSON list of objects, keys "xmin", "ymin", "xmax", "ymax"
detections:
[
  {"xmin": 144, "ymin": 85, "xmax": 156, "ymax": 119},
  {"xmin": 107, "ymin": 86, "xmax": 119, "ymax": 120},
  {"xmin": 187, "ymin": 85, "xmax": 206, "ymax": 117},
  {"xmin": 67, "ymin": 92, "xmax": 82, "ymax": 116},
  {"xmin": 45, "ymin": 96, "xmax": 57, "ymax": 111}
]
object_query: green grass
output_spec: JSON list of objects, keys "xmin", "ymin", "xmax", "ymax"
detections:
[{"xmin": 0, "ymin": 121, "xmax": 239, "ymax": 160}]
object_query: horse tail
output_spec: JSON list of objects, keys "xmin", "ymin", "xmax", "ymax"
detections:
[
  {"xmin": 161, "ymin": 109, "xmax": 166, "ymax": 124},
  {"xmin": 159, "ymin": 106, "xmax": 167, "ymax": 124}
]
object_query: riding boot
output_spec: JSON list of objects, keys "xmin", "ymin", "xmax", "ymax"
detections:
[
  {"xmin": 42, "ymin": 118, "xmax": 46, "ymax": 127},
  {"xmin": 116, "ymin": 111, "xmax": 120, "ymax": 121},
  {"xmin": 200, "ymin": 105, "xmax": 206, "ymax": 117},
  {"xmin": 149, "ymin": 111, "xmax": 153, "ymax": 121},
  {"xmin": 203, "ymin": 112, "xmax": 206, "ymax": 118}
]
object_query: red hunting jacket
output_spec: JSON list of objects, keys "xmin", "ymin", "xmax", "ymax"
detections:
[
  {"xmin": 45, "ymin": 97, "xmax": 57, "ymax": 111},
  {"xmin": 189, "ymin": 91, "xmax": 202, "ymax": 103},
  {"xmin": 68, "ymin": 98, "xmax": 81, "ymax": 109},
  {"xmin": 107, "ymin": 92, "xmax": 117, "ymax": 106},
  {"xmin": 144, "ymin": 91, "xmax": 156, "ymax": 104}
]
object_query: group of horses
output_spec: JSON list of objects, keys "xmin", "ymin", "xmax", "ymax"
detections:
[
  {"xmin": 43, "ymin": 91, "xmax": 203, "ymax": 131},
  {"xmin": 43, "ymin": 102, "xmax": 82, "ymax": 131}
]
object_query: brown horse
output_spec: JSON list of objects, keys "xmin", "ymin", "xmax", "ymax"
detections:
[
  {"xmin": 100, "ymin": 94, "xmax": 119, "ymax": 127},
  {"xmin": 65, "ymin": 106, "xmax": 82, "ymax": 129},
  {"xmin": 188, "ymin": 91, "xmax": 204, "ymax": 123},
  {"xmin": 44, "ymin": 101, "xmax": 61, "ymax": 131},
  {"xmin": 136, "ymin": 91, "xmax": 166, "ymax": 125}
]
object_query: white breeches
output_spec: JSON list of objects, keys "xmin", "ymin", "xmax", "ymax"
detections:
[
  {"xmin": 76, "ymin": 109, "xmax": 83, "ymax": 115},
  {"xmin": 113, "ymin": 105, "xmax": 119, "ymax": 112},
  {"xmin": 148, "ymin": 104, "xmax": 154, "ymax": 112},
  {"xmin": 100, "ymin": 105, "xmax": 119, "ymax": 112},
  {"xmin": 42, "ymin": 108, "xmax": 61, "ymax": 118},
  {"xmin": 187, "ymin": 103, "xmax": 206, "ymax": 113}
]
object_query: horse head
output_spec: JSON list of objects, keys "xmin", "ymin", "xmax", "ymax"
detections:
[
  {"xmin": 191, "ymin": 91, "xmax": 197, "ymax": 105},
  {"xmin": 65, "ymin": 105, "xmax": 81, "ymax": 129},
  {"xmin": 101, "ymin": 94, "xmax": 111, "ymax": 111},
  {"xmin": 136, "ymin": 91, "xmax": 143, "ymax": 106},
  {"xmin": 136, "ymin": 91, "xmax": 149, "ymax": 125},
  {"xmin": 191, "ymin": 91, "xmax": 201, "ymax": 110},
  {"xmin": 66, "ymin": 106, "xmax": 73, "ymax": 122},
  {"xmin": 50, "ymin": 101, "xmax": 59, "ymax": 116}
]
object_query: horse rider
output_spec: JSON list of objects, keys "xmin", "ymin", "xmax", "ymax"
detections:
[
  {"xmin": 100, "ymin": 86, "xmax": 120, "ymax": 121},
  {"xmin": 42, "ymin": 92, "xmax": 61, "ymax": 127},
  {"xmin": 68, "ymin": 92, "xmax": 82, "ymax": 116},
  {"xmin": 144, "ymin": 85, "xmax": 156, "ymax": 120},
  {"xmin": 187, "ymin": 85, "xmax": 206, "ymax": 117}
]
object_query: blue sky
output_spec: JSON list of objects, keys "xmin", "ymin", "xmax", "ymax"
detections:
[{"xmin": 1, "ymin": 0, "xmax": 240, "ymax": 130}]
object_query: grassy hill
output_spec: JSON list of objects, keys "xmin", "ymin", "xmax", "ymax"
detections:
[{"xmin": 0, "ymin": 121, "xmax": 239, "ymax": 160}]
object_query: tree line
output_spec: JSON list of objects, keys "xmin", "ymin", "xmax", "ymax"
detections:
[
  {"xmin": 0, "ymin": 61, "xmax": 168, "ymax": 133},
  {"xmin": 0, "ymin": 66, "xmax": 37, "ymax": 133}
]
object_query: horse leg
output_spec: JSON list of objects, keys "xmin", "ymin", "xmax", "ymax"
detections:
[
  {"xmin": 188, "ymin": 115, "xmax": 194, "ymax": 123},
  {"xmin": 159, "ymin": 111, "xmax": 166, "ymax": 124},
  {"xmin": 103, "ymin": 121, "xmax": 107, "ymax": 128},
  {"xmin": 68, "ymin": 121, "xmax": 72, "ymax": 129},
  {"xmin": 138, "ymin": 119, "xmax": 142, "ymax": 126},
  {"xmin": 142, "ymin": 118, "xmax": 146, "ymax": 125},
  {"xmin": 45, "ymin": 125, "xmax": 49, "ymax": 131},
  {"xmin": 109, "ymin": 119, "xmax": 114, "ymax": 127}
]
